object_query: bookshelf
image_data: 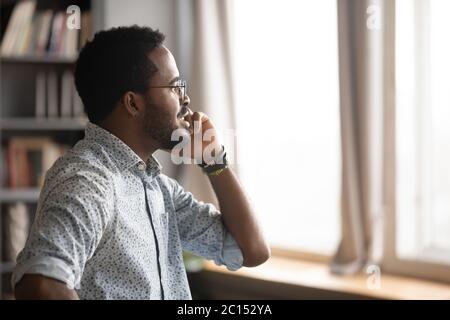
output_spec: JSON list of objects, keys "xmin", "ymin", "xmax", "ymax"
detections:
[
  {"xmin": 0, "ymin": 0, "xmax": 94, "ymax": 298},
  {"xmin": 1, "ymin": 55, "xmax": 76, "ymax": 64},
  {"xmin": 0, "ymin": 117, "xmax": 88, "ymax": 130},
  {"xmin": 0, "ymin": 189, "xmax": 40, "ymax": 202}
]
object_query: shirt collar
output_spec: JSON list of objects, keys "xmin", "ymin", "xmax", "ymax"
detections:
[{"xmin": 84, "ymin": 122, "xmax": 162, "ymax": 176}]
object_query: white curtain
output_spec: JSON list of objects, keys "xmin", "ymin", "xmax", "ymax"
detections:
[{"xmin": 331, "ymin": 0, "xmax": 388, "ymax": 274}]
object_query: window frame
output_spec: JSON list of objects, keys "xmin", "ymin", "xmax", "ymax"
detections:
[{"xmin": 382, "ymin": 0, "xmax": 450, "ymax": 284}]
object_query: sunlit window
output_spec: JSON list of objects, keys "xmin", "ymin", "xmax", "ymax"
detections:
[
  {"xmin": 233, "ymin": 0, "xmax": 341, "ymax": 254},
  {"xmin": 396, "ymin": 0, "xmax": 450, "ymax": 264}
]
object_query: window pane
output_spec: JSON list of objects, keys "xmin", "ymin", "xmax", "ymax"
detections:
[
  {"xmin": 396, "ymin": 0, "xmax": 450, "ymax": 264},
  {"xmin": 233, "ymin": 0, "xmax": 340, "ymax": 254}
]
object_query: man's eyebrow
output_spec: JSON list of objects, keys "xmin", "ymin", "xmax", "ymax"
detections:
[{"xmin": 169, "ymin": 76, "xmax": 180, "ymax": 85}]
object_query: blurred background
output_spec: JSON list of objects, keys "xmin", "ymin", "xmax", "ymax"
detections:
[{"xmin": 0, "ymin": 0, "xmax": 449, "ymax": 299}]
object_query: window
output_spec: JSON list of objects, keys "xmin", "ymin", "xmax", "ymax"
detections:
[
  {"xmin": 232, "ymin": 0, "xmax": 341, "ymax": 254},
  {"xmin": 396, "ymin": 0, "xmax": 450, "ymax": 265}
]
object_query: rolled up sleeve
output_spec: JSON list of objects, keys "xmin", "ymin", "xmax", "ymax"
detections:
[
  {"xmin": 12, "ymin": 256, "xmax": 77, "ymax": 289},
  {"xmin": 169, "ymin": 178, "xmax": 243, "ymax": 271},
  {"xmin": 12, "ymin": 168, "xmax": 112, "ymax": 290}
]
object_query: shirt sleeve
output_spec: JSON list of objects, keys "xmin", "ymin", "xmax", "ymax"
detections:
[
  {"xmin": 12, "ymin": 164, "xmax": 112, "ymax": 290},
  {"xmin": 167, "ymin": 177, "xmax": 243, "ymax": 271}
]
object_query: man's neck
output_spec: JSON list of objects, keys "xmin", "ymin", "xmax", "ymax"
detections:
[{"xmin": 99, "ymin": 118, "xmax": 159, "ymax": 162}]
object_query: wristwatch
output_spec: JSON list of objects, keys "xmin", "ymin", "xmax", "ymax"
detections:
[{"xmin": 198, "ymin": 145, "xmax": 228, "ymax": 175}]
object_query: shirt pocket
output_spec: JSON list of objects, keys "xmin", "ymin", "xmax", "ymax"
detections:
[{"xmin": 158, "ymin": 211, "xmax": 170, "ymax": 245}]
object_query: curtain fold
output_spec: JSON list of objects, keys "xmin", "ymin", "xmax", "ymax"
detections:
[{"xmin": 331, "ymin": 0, "xmax": 387, "ymax": 274}]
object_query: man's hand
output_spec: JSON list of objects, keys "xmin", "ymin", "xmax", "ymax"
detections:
[
  {"xmin": 181, "ymin": 108, "xmax": 223, "ymax": 162},
  {"xmin": 15, "ymin": 274, "xmax": 79, "ymax": 300},
  {"xmin": 172, "ymin": 109, "xmax": 270, "ymax": 267},
  {"xmin": 183, "ymin": 110, "xmax": 271, "ymax": 267}
]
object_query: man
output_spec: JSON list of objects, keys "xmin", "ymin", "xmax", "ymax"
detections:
[{"xmin": 12, "ymin": 26, "xmax": 270, "ymax": 299}]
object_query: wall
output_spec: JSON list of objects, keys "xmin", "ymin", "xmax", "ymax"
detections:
[{"xmin": 98, "ymin": 0, "xmax": 176, "ymax": 53}]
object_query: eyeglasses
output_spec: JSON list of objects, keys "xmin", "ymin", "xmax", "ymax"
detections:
[{"xmin": 149, "ymin": 79, "xmax": 187, "ymax": 101}]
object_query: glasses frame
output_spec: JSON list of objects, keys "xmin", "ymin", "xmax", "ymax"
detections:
[{"xmin": 149, "ymin": 79, "xmax": 187, "ymax": 101}]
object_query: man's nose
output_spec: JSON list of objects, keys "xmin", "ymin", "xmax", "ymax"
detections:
[{"xmin": 182, "ymin": 94, "xmax": 190, "ymax": 107}]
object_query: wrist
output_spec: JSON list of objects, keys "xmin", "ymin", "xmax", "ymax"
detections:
[{"xmin": 198, "ymin": 145, "xmax": 228, "ymax": 176}]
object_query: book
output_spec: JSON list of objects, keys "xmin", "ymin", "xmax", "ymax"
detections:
[
  {"xmin": 2, "ymin": 2, "xmax": 91, "ymax": 58},
  {"xmin": 0, "ymin": 1, "xmax": 24, "ymax": 55},
  {"xmin": 18, "ymin": 11, "xmax": 36, "ymax": 55},
  {"xmin": 0, "ymin": 0, "xmax": 36, "ymax": 56},
  {"xmin": 47, "ymin": 71, "xmax": 58, "ymax": 118},
  {"xmin": 35, "ymin": 71, "xmax": 46, "ymax": 118},
  {"xmin": 6, "ymin": 137, "xmax": 66, "ymax": 189},
  {"xmin": 7, "ymin": 141, "xmax": 19, "ymax": 188},
  {"xmin": 12, "ymin": 1, "xmax": 36, "ymax": 55},
  {"xmin": 1, "ymin": 145, "xmax": 8, "ymax": 187},
  {"xmin": 35, "ymin": 10, "xmax": 54, "ymax": 55},
  {"xmin": 25, "ymin": 11, "xmax": 42, "ymax": 55},
  {"xmin": 79, "ymin": 11, "xmax": 92, "ymax": 49},
  {"xmin": 73, "ymin": 90, "xmax": 84, "ymax": 117},
  {"xmin": 2, "ymin": 202, "xmax": 30, "ymax": 262},
  {"xmin": 48, "ymin": 12, "xmax": 65, "ymax": 55},
  {"xmin": 60, "ymin": 70, "xmax": 74, "ymax": 118},
  {"xmin": 64, "ymin": 28, "xmax": 79, "ymax": 58}
]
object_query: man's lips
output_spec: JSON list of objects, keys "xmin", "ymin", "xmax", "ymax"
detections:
[{"xmin": 177, "ymin": 107, "xmax": 192, "ymax": 130}]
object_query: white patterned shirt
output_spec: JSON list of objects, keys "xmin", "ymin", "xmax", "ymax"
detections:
[{"xmin": 12, "ymin": 122, "xmax": 243, "ymax": 299}]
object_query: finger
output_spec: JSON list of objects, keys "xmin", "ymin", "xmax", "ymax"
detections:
[
  {"xmin": 191, "ymin": 111, "xmax": 201, "ymax": 123},
  {"xmin": 191, "ymin": 112, "xmax": 203, "ymax": 133},
  {"xmin": 192, "ymin": 111, "xmax": 210, "ymax": 124},
  {"xmin": 182, "ymin": 108, "xmax": 194, "ymax": 133},
  {"xmin": 184, "ymin": 107, "xmax": 194, "ymax": 120}
]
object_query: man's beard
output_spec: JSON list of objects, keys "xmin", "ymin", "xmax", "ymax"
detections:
[{"xmin": 142, "ymin": 97, "xmax": 188, "ymax": 150}]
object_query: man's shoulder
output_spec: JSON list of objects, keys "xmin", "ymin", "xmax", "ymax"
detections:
[{"xmin": 43, "ymin": 142, "xmax": 115, "ymax": 194}]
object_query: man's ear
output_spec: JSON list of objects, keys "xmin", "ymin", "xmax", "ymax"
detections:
[{"xmin": 122, "ymin": 91, "xmax": 143, "ymax": 117}]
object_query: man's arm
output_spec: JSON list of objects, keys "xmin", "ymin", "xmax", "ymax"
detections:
[
  {"xmin": 15, "ymin": 274, "xmax": 79, "ymax": 300},
  {"xmin": 208, "ymin": 167, "xmax": 271, "ymax": 267},
  {"xmin": 180, "ymin": 110, "xmax": 270, "ymax": 267},
  {"xmin": 12, "ymin": 164, "xmax": 112, "ymax": 300}
]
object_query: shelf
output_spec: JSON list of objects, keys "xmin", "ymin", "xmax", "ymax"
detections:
[
  {"xmin": 1, "ymin": 0, "xmax": 22, "ymax": 7},
  {"xmin": 203, "ymin": 257, "xmax": 450, "ymax": 300},
  {"xmin": 0, "ymin": 117, "xmax": 87, "ymax": 131},
  {"xmin": 0, "ymin": 55, "xmax": 77, "ymax": 65},
  {"xmin": 1, "ymin": 262, "xmax": 15, "ymax": 274},
  {"xmin": 0, "ymin": 188, "xmax": 40, "ymax": 202}
]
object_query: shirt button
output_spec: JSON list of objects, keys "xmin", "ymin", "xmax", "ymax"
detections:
[{"xmin": 138, "ymin": 162, "xmax": 146, "ymax": 171}]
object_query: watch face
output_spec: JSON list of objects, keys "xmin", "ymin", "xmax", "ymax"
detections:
[{"xmin": 199, "ymin": 146, "xmax": 227, "ymax": 168}]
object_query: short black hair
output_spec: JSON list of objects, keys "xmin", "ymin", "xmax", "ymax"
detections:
[{"xmin": 74, "ymin": 25, "xmax": 165, "ymax": 124}]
